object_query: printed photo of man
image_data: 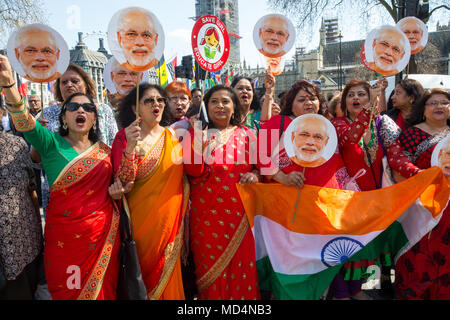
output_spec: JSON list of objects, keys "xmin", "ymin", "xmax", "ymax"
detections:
[
  {"xmin": 397, "ymin": 17, "xmax": 427, "ymax": 54},
  {"xmin": 14, "ymin": 25, "xmax": 61, "ymax": 82},
  {"xmin": 116, "ymin": 8, "xmax": 160, "ymax": 72},
  {"xmin": 110, "ymin": 59, "xmax": 143, "ymax": 97},
  {"xmin": 438, "ymin": 138, "xmax": 450, "ymax": 178},
  {"xmin": 257, "ymin": 14, "xmax": 291, "ymax": 58},
  {"xmin": 367, "ymin": 26, "xmax": 409, "ymax": 77},
  {"xmin": 291, "ymin": 116, "xmax": 330, "ymax": 167}
]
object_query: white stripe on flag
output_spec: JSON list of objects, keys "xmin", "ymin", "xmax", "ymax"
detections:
[{"xmin": 252, "ymin": 215, "xmax": 383, "ymax": 275}]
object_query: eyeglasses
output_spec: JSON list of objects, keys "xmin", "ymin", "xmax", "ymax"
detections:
[
  {"xmin": 143, "ymin": 97, "xmax": 166, "ymax": 106},
  {"xmin": 28, "ymin": 100, "xmax": 40, "ymax": 103},
  {"xmin": 426, "ymin": 101, "xmax": 450, "ymax": 107},
  {"xmin": 297, "ymin": 96, "xmax": 319, "ymax": 104},
  {"xmin": 64, "ymin": 102, "xmax": 96, "ymax": 113},
  {"xmin": 120, "ymin": 30, "xmax": 156, "ymax": 42},
  {"xmin": 169, "ymin": 96, "xmax": 189, "ymax": 103}
]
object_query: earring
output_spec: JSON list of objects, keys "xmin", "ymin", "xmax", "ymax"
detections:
[
  {"xmin": 93, "ymin": 123, "xmax": 97, "ymax": 130},
  {"xmin": 63, "ymin": 122, "xmax": 68, "ymax": 130}
]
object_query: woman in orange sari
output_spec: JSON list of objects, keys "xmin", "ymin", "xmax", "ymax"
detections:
[
  {"xmin": 112, "ymin": 84, "xmax": 189, "ymax": 300},
  {"xmin": 1, "ymin": 52, "xmax": 120, "ymax": 300},
  {"xmin": 183, "ymin": 85, "xmax": 261, "ymax": 300}
]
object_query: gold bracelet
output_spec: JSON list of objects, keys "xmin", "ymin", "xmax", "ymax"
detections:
[{"xmin": 5, "ymin": 96, "xmax": 25, "ymax": 109}]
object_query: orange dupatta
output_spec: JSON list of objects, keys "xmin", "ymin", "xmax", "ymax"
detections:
[{"xmin": 125, "ymin": 129, "xmax": 189, "ymax": 300}]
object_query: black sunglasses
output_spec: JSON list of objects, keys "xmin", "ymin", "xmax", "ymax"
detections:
[{"xmin": 64, "ymin": 102, "xmax": 97, "ymax": 113}]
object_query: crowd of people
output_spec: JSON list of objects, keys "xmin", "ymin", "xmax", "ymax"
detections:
[{"xmin": 0, "ymin": 51, "xmax": 448, "ymax": 300}]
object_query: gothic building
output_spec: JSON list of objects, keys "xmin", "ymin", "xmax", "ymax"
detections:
[{"xmin": 240, "ymin": 20, "xmax": 450, "ymax": 99}]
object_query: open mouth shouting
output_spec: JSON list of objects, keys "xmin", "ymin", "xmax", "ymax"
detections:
[
  {"xmin": 75, "ymin": 114, "xmax": 87, "ymax": 126},
  {"xmin": 152, "ymin": 106, "xmax": 161, "ymax": 117}
]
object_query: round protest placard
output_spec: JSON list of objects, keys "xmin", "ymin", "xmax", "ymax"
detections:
[
  {"xmin": 361, "ymin": 25, "xmax": 411, "ymax": 77},
  {"xmin": 191, "ymin": 15, "xmax": 230, "ymax": 73},
  {"xmin": 7, "ymin": 23, "xmax": 69, "ymax": 83},
  {"xmin": 283, "ymin": 114, "xmax": 337, "ymax": 168},
  {"xmin": 397, "ymin": 16, "xmax": 428, "ymax": 55},
  {"xmin": 431, "ymin": 135, "xmax": 450, "ymax": 178},
  {"xmin": 253, "ymin": 14, "xmax": 296, "ymax": 59},
  {"xmin": 103, "ymin": 57, "xmax": 149, "ymax": 97},
  {"xmin": 107, "ymin": 7, "xmax": 165, "ymax": 73}
]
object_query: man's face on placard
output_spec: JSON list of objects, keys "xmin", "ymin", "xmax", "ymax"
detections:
[
  {"xmin": 292, "ymin": 117, "xmax": 329, "ymax": 162},
  {"xmin": 15, "ymin": 29, "xmax": 60, "ymax": 81},
  {"xmin": 117, "ymin": 10, "xmax": 158, "ymax": 68},
  {"xmin": 438, "ymin": 140, "xmax": 450, "ymax": 178},
  {"xmin": 111, "ymin": 62, "xmax": 141, "ymax": 96},
  {"xmin": 259, "ymin": 16, "xmax": 290, "ymax": 57},
  {"xmin": 399, "ymin": 19, "xmax": 423, "ymax": 52},
  {"xmin": 372, "ymin": 29, "xmax": 406, "ymax": 72}
]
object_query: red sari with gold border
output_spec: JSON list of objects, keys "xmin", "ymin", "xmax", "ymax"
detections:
[
  {"xmin": 183, "ymin": 126, "xmax": 260, "ymax": 300},
  {"xmin": 44, "ymin": 142, "xmax": 120, "ymax": 300}
]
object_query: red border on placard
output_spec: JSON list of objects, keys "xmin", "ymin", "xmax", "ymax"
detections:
[
  {"xmin": 191, "ymin": 15, "xmax": 230, "ymax": 72},
  {"xmin": 360, "ymin": 43, "xmax": 375, "ymax": 72}
]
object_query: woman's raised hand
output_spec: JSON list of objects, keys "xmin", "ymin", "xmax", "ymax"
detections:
[{"xmin": 124, "ymin": 118, "xmax": 141, "ymax": 154}]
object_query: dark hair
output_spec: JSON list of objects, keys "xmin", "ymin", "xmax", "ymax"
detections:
[
  {"xmin": 280, "ymin": 80, "xmax": 329, "ymax": 117},
  {"xmin": 230, "ymin": 76, "xmax": 261, "ymax": 111},
  {"xmin": 59, "ymin": 92, "xmax": 100, "ymax": 142},
  {"xmin": 340, "ymin": 79, "xmax": 370, "ymax": 116},
  {"xmin": 54, "ymin": 64, "xmax": 97, "ymax": 103},
  {"xmin": 406, "ymin": 88, "xmax": 450, "ymax": 128},
  {"xmin": 328, "ymin": 93, "xmax": 342, "ymax": 118},
  {"xmin": 395, "ymin": 78, "xmax": 425, "ymax": 110},
  {"xmin": 203, "ymin": 85, "xmax": 243, "ymax": 128},
  {"xmin": 118, "ymin": 83, "xmax": 167, "ymax": 128},
  {"xmin": 191, "ymin": 88, "xmax": 202, "ymax": 96}
]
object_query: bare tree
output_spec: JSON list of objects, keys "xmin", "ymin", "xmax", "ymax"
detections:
[
  {"xmin": 268, "ymin": 0, "xmax": 450, "ymax": 26},
  {"xmin": 0, "ymin": 0, "xmax": 46, "ymax": 42},
  {"xmin": 414, "ymin": 42, "xmax": 442, "ymax": 74}
]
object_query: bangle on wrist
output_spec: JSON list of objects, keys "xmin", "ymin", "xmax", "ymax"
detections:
[
  {"xmin": 5, "ymin": 97, "xmax": 25, "ymax": 110},
  {"xmin": 1, "ymin": 82, "xmax": 15, "ymax": 89}
]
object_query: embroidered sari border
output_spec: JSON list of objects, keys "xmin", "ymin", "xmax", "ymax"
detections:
[
  {"xmin": 196, "ymin": 215, "xmax": 249, "ymax": 293},
  {"xmin": 148, "ymin": 175, "xmax": 190, "ymax": 300},
  {"xmin": 51, "ymin": 142, "xmax": 110, "ymax": 193},
  {"xmin": 77, "ymin": 201, "xmax": 120, "ymax": 300}
]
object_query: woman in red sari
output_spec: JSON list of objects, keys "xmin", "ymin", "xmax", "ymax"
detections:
[
  {"xmin": 257, "ymin": 80, "xmax": 366, "ymax": 299},
  {"xmin": 394, "ymin": 88, "xmax": 450, "ymax": 300},
  {"xmin": 332, "ymin": 79, "xmax": 420, "ymax": 191},
  {"xmin": 1, "ymin": 54, "xmax": 120, "ymax": 299},
  {"xmin": 183, "ymin": 85, "xmax": 260, "ymax": 300}
]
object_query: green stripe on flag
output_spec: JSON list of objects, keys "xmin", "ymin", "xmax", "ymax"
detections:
[{"xmin": 257, "ymin": 221, "xmax": 409, "ymax": 300}]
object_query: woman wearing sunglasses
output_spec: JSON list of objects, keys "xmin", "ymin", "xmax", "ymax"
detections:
[
  {"xmin": 111, "ymin": 83, "xmax": 189, "ymax": 300},
  {"xmin": 0, "ymin": 54, "xmax": 121, "ymax": 300}
]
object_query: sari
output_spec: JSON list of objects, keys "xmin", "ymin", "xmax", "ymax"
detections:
[
  {"xmin": 395, "ymin": 127, "xmax": 450, "ymax": 300},
  {"xmin": 112, "ymin": 128, "xmax": 189, "ymax": 300},
  {"xmin": 183, "ymin": 126, "xmax": 260, "ymax": 300},
  {"xmin": 45, "ymin": 142, "xmax": 120, "ymax": 300},
  {"xmin": 8, "ymin": 105, "xmax": 120, "ymax": 300}
]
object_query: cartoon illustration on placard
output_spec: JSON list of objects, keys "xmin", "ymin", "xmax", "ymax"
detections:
[{"xmin": 192, "ymin": 15, "xmax": 230, "ymax": 73}]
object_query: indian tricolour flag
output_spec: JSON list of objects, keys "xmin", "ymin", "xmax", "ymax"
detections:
[{"xmin": 236, "ymin": 167, "xmax": 449, "ymax": 300}]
